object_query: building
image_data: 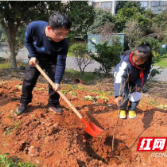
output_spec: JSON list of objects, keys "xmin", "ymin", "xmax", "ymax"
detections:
[
  {"xmin": 136, "ymin": 0, "xmax": 167, "ymax": 14},
  {"xmin": 88, "ymin": 0, "xmax": 117, "ymax": 15},
  {"xmin": 88, "ymin": 0, "xmax": 167, "ymax": 15},
  {"xmin": 61, "ymin": 1, "xmax": 167, "ymax": 15},
  {"xmin": 61, "ymin": 0, "xmax": 117, "ymax": 15},
  {"xmin": 61, "ymin": 0, "xmax": 68, "ymax": 4}
]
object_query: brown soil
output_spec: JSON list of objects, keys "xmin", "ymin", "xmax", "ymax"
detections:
[{"xmin": 0, "ymin": 69, "xmax": 167, "ymax": 167}]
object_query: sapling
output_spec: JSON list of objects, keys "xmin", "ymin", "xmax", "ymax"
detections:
[{"xmin": 112, "ymin": 71, "xmax": 135, "ymax": 151}]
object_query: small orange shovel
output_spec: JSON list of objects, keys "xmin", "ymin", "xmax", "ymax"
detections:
[{"xmin": 36, "ymin": 64, "xmax": 103, "ymax": 137}]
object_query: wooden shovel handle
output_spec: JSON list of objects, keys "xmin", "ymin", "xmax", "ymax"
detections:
[{"xmin": 35, "ymin": 64, "xmax": 82, "ymax": 119}]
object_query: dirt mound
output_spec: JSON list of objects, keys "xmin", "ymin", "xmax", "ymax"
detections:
[
  {"xmin": 82, "ymin": 131, "xmax": 132, "ymax": 165},
  {"xmin": 0, "ymin": 80, "xmax": 167, "ymax": 167}
]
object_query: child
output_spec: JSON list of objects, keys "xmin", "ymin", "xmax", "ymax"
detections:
[
  {"xmin": 17, "ymin": 12, "xmax": 72, "ymax": 115},
  {"xmin": 114, "ymin": 42, "xmax": 153, "ymax": 119}
]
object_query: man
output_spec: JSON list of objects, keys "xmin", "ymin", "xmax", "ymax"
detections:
[{"xmin": 17, "ymin": 12, "xmax": 72, "ymax": 115}]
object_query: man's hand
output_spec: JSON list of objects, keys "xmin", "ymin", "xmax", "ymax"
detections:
[
  {"xmin": 114, "ymin": 96, "xmax": 122, "ymax": 106},
  {"xmin": 29, "ymin": 57, "xmax": 39, "ymax": 67},
  {"xmin": 135, "ymin": 85, "xmax": 141, "ymax": 92},
  {"xmin": 52, "ymin": 83, "xmax": 61, "ymax": 91}
]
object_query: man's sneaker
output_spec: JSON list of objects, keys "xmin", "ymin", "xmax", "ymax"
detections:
[
  {"xmin": 129, "ymin": 110, "xmax": 136, "ymax": 119},
  {"xmin": 17, "ymin": 103, "xmax": 28, "ymax": 115},
  {"xmin": 119, "ymin": 110, "xmax": 126, "ymax": 119},
  {"xmin": 48, "ymin": 105, "xmax": 63, "ymax": 114}
]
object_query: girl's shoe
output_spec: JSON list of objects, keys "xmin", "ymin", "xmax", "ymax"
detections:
[
  {"xmin": 119, "ymin": 110, "xmax": 126, "ymax": 119},
  {"xmin": 129, "ymin": 110, "xmax": 136, "ymax": 119}
]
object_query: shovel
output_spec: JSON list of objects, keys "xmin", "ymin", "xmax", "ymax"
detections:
[{"xmin": 35, "ymin": 64, "xmax": 103, "ymax": 137}]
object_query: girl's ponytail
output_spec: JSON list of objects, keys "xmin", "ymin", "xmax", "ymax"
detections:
[{"xmin": 140, "ymin": 42, "xmax": 153, "ymax": 73}]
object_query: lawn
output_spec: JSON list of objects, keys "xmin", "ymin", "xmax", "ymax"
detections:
[{"xmin": 153, "ymin": 55, "xmax": 167, "ymax": 68}]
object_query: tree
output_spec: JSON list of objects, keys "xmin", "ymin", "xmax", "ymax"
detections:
[
  {"xmin": 88, "ymin": 9, "xmax": 114, "ymax": 34},
  {"xmin": 0, "ymin": 24, "xmax": 5, "ymax": 45},
  {"xmin": 116, "ymin": 0, "xmax": 144, "ymax": 13},
  {"xmin": 70, "ymin": 43, "xmax": 94, "ymax": 74},
  {"xmin": 0, "ymin": 24, "xmax": 5, "ymax": 37},
  {"xmin": 15, "ymin": 25, "xmax": 26, "ymax": 53},
  {"xmin": 0, "ymin": 1, "xmax": 55, "ymax": 68},
  {"xmin": 143, "ymin": 9, "xmax": 156, "ymax": 20},
  {"xmin": 114, "ymin": 6, "xmax": 152, "ymax": 33},
  {"xmin": 135, "ymin": 37, "xmax": 162, "ymax": 53},
  {"xmin": 89, "ymin": 38, "xmax": 123, "ymax": 76},
  {"xmin": 65, "ymin": 1, "xmax": 95, "ymax": 42},
  {"xmin": 152, "ymin": 11, "xmax": 167, "ymax": 30},
  {"xmin": 123, "ymin": 19, "xmax": 143, "ymax": 49},
  {"xmin": 96, "ymin": 21, "xmax": 115, "ymax": 42},
  {"xmin": 115, "ymin": 0, "xmax": 128, "ymax": 13},
  {"xmin": 1, "ymin": 24, "xmax": 29, "ymax": 55},
  {"xmin": 114, "ymin": 3, "xmax": 156, "ymax": 34},
  {"xmin": 124, "ymin": 0, "xmax": 144, "ymax": 13}
]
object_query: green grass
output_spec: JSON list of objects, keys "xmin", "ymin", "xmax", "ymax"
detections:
[
  {"xmin": 153, "ymin": 56, "xmax": 167, "ymax": 68},
  {"xmin": 0, "ymin": 153, "xmax": 35, "ymax": 167},
  {"xmin": 0, "ymin": 63, "xmax": 11, "ymax": 68},
  {"xmin": 64, "ymin": 69, "xmax": 99, "ymax": 82},
  {"xmin": 67, "ymin": 52, "xmax": 75, "ymax": 57},
  {"xmin": 0, "ymin": 61, "xmax": 26, "ymax": 69}
]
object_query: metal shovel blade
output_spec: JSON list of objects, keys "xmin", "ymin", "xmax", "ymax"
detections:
[{"xmin": 82, "ymin": 118, "xmax": 103, "ymax": 137}]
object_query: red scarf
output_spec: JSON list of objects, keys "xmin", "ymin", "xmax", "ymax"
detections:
[{"xmin": 129, "ymin": 52, "xmax": 144, "ymax": 87}]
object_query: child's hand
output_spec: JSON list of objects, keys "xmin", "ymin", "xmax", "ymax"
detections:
[
  {"xmin": 52, "ymin": 83, "xmax": 61, "ymax": 91},
  {"xmin": 135, "ymin": 85, "xmax": 141, "ymax": 92},
  {"xmin": 29, "ymin": 57, "xmax": 39, "ymax": 66},
  {"xmin": 114, "ymin": 97, "xmax": 122, "ymax": 106}
]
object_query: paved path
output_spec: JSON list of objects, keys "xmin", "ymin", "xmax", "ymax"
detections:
[
  {"xmin": 0, "ymin": 46, "xmax": 101, "ymax": 72},
  {"xmin": 151, "ymin": 66, "xmax": 167, "ymax": 82},
  {"xmin": 0, "ymin": 46, "xmax": 167, "ymax": 82}
]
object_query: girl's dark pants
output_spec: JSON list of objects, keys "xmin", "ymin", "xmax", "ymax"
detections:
[
  {"xmin": 20, "ymin": 58, "xmax": 60, "ymax": 107},
  {"xmin": 119, "ymin": 88, "xmax": 140, "ymax": 111}
]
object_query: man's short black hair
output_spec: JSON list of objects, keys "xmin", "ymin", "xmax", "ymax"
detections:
[{"xmin": 48, "ymin": 12, "xmax": 72, "ymax": 30}]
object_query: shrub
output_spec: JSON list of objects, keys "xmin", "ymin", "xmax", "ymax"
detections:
[
  {"xmin": 69, "ymin": 43, "xmax": 87, "ymax": 54},
  {"xmin": 89, "ymin": 37, "xmax": 123, "ymax": 76},
  {"xmin": 135, "ymin": 37, "xmax": 161, "ymax": 52},
  {"xmin": 152, "ymin": 50, "xmax": 160, "ymax": 62},
  {"xmin": 69, "ymin": 43, "xmax": 93, "ymax": 74}
]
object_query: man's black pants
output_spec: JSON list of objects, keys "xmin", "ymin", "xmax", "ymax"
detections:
[{"xmin": 20, "ymin": 59, "xmax": 60, "ymax": 106}]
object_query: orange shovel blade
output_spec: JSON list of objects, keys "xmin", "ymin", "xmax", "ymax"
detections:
[
  {"xmin": 82, "ymin": 118, "xmax": 103, "ymax": 137},
  {"xmin": 84, "ymin": 123, "xmax": 103, "ymax": 137}
]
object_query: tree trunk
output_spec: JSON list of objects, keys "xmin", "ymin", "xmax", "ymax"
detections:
[
  {"xmin": 7, "ymin": 30, "xmax": 17, "ymax": 69},
  {"xmin": 1, "ymin": 20, "xmax": 17, "ymax": 68},
  {"xmin": 129, "ymin": 39, "xmax": 132, "ymax": 50}
]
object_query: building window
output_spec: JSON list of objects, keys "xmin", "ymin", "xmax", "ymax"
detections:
[
  {"xmin": 92, "ymin": 2, "xmax": 100, "ymax": 9},
  {"xmin": 152, "ymin": 1, "xmax": 164, "ymax": 7},
  {"xmin": 151, "ymin": 1, "xmax": 166, "ymax": 11},
  {"xmin": 140, "ymin": 2, "xmax": 148, "ymax": 10},
  {"xmin": 160, "ymin": 1, "xmax": 165, "ymax": 6},
  {"xmin": 100, "ymin": 2, "xmax": 112, "ymax": 11}
]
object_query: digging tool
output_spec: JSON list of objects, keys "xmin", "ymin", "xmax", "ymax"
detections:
[{"xmin": 35, "ymin": 64, "xmax": 103, "ymax": 137}]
